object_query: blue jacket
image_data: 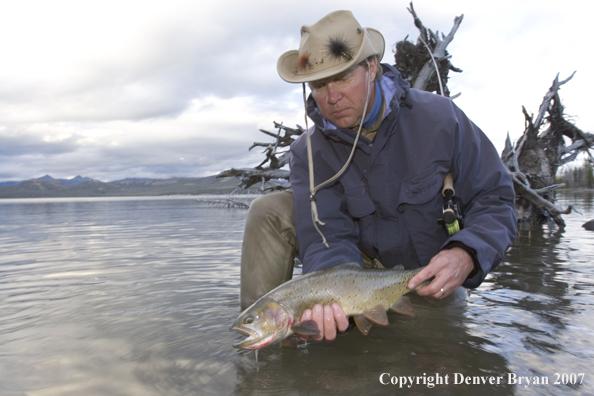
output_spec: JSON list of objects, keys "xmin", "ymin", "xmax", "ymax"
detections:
[{"xmin": 289, "ymin": 64, "xmax": 516, "ymax": 288}]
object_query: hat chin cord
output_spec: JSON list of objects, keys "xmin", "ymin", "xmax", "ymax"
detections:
[{"xmin": 303, "ymin": 60, "xmax": 373, "ymax": 248}]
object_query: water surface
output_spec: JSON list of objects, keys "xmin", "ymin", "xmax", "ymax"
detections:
[{"xmin": 0, "ymin": 193, "xmax": 592, "ymax": 395}]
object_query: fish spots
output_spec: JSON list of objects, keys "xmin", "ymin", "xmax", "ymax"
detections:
[{"xmin": 232, "ymin": 266, "xmax": 422, "ymax": 348}]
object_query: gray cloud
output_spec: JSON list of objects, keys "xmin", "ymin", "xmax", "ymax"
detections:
[
  {"xmin": 0, "ymin": 0, "xmax": 592, "ymax": 183},
  {"xmin": 0, "ymin": 131, "xmax": 80, "ymax": 157}
]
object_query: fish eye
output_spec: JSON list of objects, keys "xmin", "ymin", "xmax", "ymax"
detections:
[{"xmin": 244, "ymin": 316, "xmax": 254, "ymax": 324}]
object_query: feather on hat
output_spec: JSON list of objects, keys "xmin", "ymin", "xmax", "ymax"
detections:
[{"xmin": 277, "ymin": 10, "xmax": 385, "ymax": 83}]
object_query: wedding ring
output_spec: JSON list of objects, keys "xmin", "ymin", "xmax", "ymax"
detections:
[{"xmin": 440, "ymin": 288, "xmax": 445, "ymax": 295}]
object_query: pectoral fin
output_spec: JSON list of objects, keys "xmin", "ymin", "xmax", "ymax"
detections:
[
  {"xmin": 353, "ymin": 315, "xmax": 373, "ymax": 335},
  {"xmin": 291, "ymin": 320, "xmax": 319, "ymax": 336},
  {"xmin": 390, "ymin": 296, "xmax": 415, "ymax": 317},
  {"xmin": 362, "ymin": 304, "xmax": 389, "ymax": 326}
]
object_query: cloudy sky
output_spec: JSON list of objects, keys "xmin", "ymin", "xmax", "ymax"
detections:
[{"xmin": 0, "ymin": 0, "xmax": 591, "ymax": 182}]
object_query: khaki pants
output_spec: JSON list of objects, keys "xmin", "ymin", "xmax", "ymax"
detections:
[
  {"xmin": 239, "ymin": 191, "xmax": 386, "ymax": 309},
  {"xmin": 240, "ymin": 191, "xmax": 297, "ymax": 309}
]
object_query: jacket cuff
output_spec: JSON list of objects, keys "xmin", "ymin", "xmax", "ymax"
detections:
[{"xmin": 442, "ymin": 241, "xmax": 480, "ymax": 280}]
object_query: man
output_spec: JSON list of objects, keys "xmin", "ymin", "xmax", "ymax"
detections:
[{"xmin": 240, "ymin": 10, "xmax": 516, "ymax": 342}]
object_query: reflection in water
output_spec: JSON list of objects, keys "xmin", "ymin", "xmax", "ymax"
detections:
[
  {"xmin": 0, "ymin": 193, "xmax": 593, "ymax": 395},
  {"xmin": 233, "ymin": 298, "xmax": 513, "ymax": 395}
]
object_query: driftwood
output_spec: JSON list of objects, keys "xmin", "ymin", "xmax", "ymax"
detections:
[
  {"xmin": 501, "ymin": 72, "xmax": 593, "ymax": 227},
  {"xmin": 217, "ymin": 168, "xmax": 290, "ymax": 191},
  {"xmin": 394, "ymin": 2, "xmax": 463, "ymax": 97},
  {"xmin": 197, "ymin": 197, "xmax": 252, "ymax": 209},
  {"xmin": 217, "ymin": 122, "xmax": 302, "ymax": 192}
]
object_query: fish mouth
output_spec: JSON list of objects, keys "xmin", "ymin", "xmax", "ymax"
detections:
[{"xmin": 230, "ymin": 325, "xmax": 274, "ymax": 349}]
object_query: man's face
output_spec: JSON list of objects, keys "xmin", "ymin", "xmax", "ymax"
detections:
[{"xmin": 308, "ymin": 58, "xmax": 377, "ymax": 129}]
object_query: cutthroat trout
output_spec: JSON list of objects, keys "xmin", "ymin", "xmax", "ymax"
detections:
[{"xmin": 230, "ymin": 263, "xmax": 426, "ymax": 349}]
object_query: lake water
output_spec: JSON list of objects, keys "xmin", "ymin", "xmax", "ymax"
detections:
[{"xmin": 0, "ymin": 193, "xmax": 592, "ymax": 395}]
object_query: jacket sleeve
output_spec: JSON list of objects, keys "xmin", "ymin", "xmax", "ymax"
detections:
[
  {"xmin": 289, "ymin": 131, "xmax": 365, "ymax": 274},
  {"xmin": 444, "ymin": 102, "xmax": 517, "ymax": 288}
]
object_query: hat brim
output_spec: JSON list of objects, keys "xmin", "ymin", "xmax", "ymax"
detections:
[{"xmin": 277, "ymin": 28, "xmax": 385, "ymax": 84}]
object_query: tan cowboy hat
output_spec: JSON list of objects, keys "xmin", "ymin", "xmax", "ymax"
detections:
[{"xmin": 277, "ymin": 10, "xmax": 385, "ymax": 83}]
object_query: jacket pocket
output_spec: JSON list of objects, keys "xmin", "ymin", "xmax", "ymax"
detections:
[
  {"xmin": 402, "ymin": 173, "xmax": 441, "ymax": 203},
  {"xmin": 399, "ymin": 170, "xmax": 449, "ymax": 266},
  {"xmin": 344, "ymin": 185, "xmax": 376, "ymax": 219}
]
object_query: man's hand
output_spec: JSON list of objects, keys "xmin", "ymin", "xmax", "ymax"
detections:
[
  {"xmin": 408, "ymin": 247, "xmax": 474, "ymax": 299},
  {"xmin": 299, "ymin": 303, "xmax": 349, "ymax": 341}
]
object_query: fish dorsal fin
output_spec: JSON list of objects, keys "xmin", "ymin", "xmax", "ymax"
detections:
[
  {"xmin": 291, "ymin": 320, "xmax": 319, "ymax": 336},
  {"xmin": 390, "ymin": 296, "xmax": 415, "ymax": 317},
  {"xmin": 353, "ymin": 315, "xmax": 373, "ymax": 336},
  {"xmin": 362, "ymin": 304, "xmax": 389, "ymax": 326}
]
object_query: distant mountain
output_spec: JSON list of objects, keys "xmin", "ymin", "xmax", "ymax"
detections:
[
  {"xmin": 109, "ymin": 177, "xmax": 151, "ymax": 183},
  {"xmin": 0, "ymin": 178, "xmax": 74, "ymax": 198},
  {"xmin": 0, "ymin": 175, "xmax": 241, "ymax": 198},
  {"xmin": 38, "ymin": 175, "xmax": 96, "ymax": 186},
  {"xmin": 3, "ymin": 175, "xmax": 96, "ymax": 188},
  {"xmin": 0, "ymin": 181, "xmax": 20, "ymax": 188}
]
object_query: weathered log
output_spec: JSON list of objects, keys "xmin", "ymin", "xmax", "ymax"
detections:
[
  {"xmin": 198, "ymin": 198, "xmax": 251, "ymax": 209},
  {"xmin": 507, "ymin": 170, "xmax": 572, "ymax": 228},
  {"xmin": 217, "ymin": 121, "xmax": 302, "ymax": 192},
  {"xmin": 217, "ymin": 168, "xmax": 290, "ymax": 180},
  {"xmin": 217, "ymin": 167, "xmax": 290, "ymax": 191},
  {"xmin": 533, "ymin": 184, "xmax": 565, "ymax": 195},
  {"xmin": 394, "ymin": 2, "xmax": 463, "ymax": 97},
  {"xmin": 502, "ymin": 72, "xmax": 593, "ymax": 226}
]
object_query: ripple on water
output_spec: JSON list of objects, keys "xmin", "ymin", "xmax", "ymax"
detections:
[{"xmin": 1, "ymin": 194, "xmax": 593, "ymax": 396}]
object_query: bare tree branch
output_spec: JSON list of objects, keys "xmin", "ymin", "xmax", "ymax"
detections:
[{"xmin": 503, "ymin": 72, "xmax": 590, "ymax": 226}]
